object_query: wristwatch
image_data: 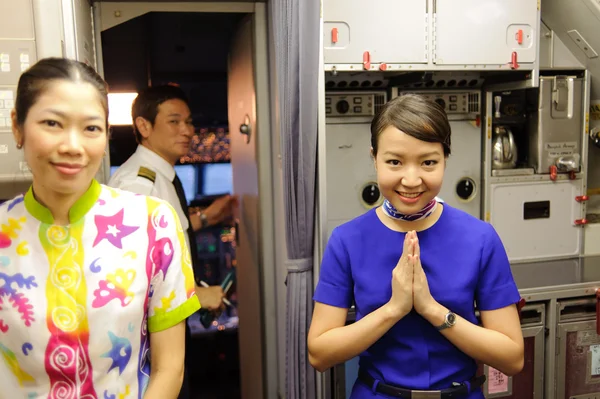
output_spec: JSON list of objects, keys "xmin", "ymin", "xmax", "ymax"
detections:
[
  {"xmin": 436, "ymin": 311, "xmax": 457, "ymax": 331},
  {"xmin": 199, "ymin": 212, "xmax": 209, "ymax": 229}
]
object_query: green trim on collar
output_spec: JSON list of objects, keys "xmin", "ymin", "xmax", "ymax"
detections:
[{"xmin": 24, "ymin": 180, "xmax": 102, "ymax": 224}]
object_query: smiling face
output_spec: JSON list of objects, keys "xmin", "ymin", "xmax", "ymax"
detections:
[
  {"xmin": 12, "ymin": 80, "xmax": 107, "ymax": 200},
  {"xmin": 136, "ymin": 99, "xmax": 194, "ymax": 165},
  {"xmin": 374, "ymin": 126, "xmax": 445, "ymax": 214},
  {"xmin": 370, "ymin": 94, "xmax": 451, "ymax": 216}
]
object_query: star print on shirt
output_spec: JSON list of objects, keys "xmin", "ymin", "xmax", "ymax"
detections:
[
  {"xmin": 93, "ymin": 209, "xmax": 139, "ymax": 249},
  {"xmin": 101, "ymin": 331, "xmax": 132, "ymax": 375}
]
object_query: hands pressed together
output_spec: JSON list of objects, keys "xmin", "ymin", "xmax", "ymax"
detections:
[{"xmin": 388, "ymin": 231, "xmax": 437, "ymax": 320}]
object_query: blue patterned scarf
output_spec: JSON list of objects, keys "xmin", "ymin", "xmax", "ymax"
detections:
[{"xmin": 382, "ymin": 197, "xmax": 439, "ymax": 222}]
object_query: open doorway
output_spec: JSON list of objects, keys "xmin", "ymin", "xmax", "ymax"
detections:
[{"xmin": 102, "ymin": 11, "xmax": 246, "ymax": 399}]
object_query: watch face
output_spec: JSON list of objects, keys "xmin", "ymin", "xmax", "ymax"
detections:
[{"xmin": 447, "ymin": 313, "xmax": 456, "ymax": 325}]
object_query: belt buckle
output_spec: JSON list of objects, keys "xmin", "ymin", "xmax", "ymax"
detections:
[{"xmin": 411, "ymin": 391, "xmax": 442, "ymax": 399}]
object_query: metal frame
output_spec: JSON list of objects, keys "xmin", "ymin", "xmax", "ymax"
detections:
[
  {"xmin": 580, "ymin": 70, "xmax": 592, "ymax": 255},
  {"xmin": 93, "ymin": 3, "xmax": 277, "ymax": 398},
  {"xmin": 483, "ymin": 328, "xmax": 544, "ymax": 398},
  {"xmin": 61, "ymin": 0, "xmax": 77, "ymax": 59},
  {"xmin": 31, "ymin": 0, "xmax": 64, "ymax": 58},
  {"xmin": 96, "ymin": 1, "xmax": 255, "ymax": 31},
  {"xmin": 316, "ymin": 2, "xmax": 329, "ymax": 397},
  {"xmin": 92, "ymin": 2, "xmax": 110, "ymax": 184},
  {"xmin": 252, "ymin": 5, "xmax": 278, "ymax": 398}
]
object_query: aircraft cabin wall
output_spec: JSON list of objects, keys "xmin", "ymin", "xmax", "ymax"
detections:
[
  {"xmin": 0, "ymin": 0, "xmax": 107, "ymax": 205},
  {"xmin": 0, "ymin": 0, "xmax": 37, "ymax": 202}
]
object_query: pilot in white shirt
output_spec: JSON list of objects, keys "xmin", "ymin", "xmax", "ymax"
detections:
[
  {"xmin": 108, "ymin": 85, "xmax": 236, "ymax": 306},
  {"xmin": 108, "ymin": 85, "xmax": 237, "ymax": 399}
]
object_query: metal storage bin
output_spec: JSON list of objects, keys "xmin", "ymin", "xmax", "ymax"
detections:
[
  {"xmin": 477, "ymin": 303, "xmax": 545, "ymax": 398},
  {"xmin": 556, "ymin": 297, "xmax": 600, "ymax": 398}
]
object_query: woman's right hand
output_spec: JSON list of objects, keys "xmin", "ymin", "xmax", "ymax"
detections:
[{"xmin": 386, "ymin": 230, "xmax": 416, "ymax": 320}]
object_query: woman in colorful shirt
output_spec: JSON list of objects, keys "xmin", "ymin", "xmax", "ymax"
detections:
[
  {"xmin": 0, "ymin": 58, "xmax": 200, "ymax": 399},
  {"xmin": 308, "ymin": 94, "xmax": 525, "ymax": 398}
]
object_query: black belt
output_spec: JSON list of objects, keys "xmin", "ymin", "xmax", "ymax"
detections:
[{"xmin": 358, "ymin": 370, "xmax": 486, "ymax": 399}]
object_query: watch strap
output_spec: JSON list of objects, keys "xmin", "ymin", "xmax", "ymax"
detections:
[{"xmin": 200, "ymin": 212, "xmax": 209, "ymax": 229}]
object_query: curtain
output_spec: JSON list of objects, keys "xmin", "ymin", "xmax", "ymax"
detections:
[{"xmin": 272, "ymin": 0, "xmax": 320, "ymax": 397}]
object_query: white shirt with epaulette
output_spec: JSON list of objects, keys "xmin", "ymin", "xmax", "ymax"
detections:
[{"xmin": 107, "ymin": 145, "xmax": 191, "ymax": 249}]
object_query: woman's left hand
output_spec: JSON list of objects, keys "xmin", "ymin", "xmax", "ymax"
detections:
[{"xmin": 412, "ymin": 236, "xmax": 437, "ymax": 315}]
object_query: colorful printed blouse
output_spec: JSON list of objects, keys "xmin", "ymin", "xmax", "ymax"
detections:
[{"xmin": 0, "ymin": 180, "xmax": 200, "ymax": 399}]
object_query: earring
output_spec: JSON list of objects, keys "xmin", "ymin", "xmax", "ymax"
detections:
[{"xmin": 16, "ymin": 143, "xmax": 22, "ymax": 149}]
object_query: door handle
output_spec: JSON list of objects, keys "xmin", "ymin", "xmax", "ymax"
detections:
[{"xmin": 239, "ymin": 114, "xmax": 251, "ymax": 144}]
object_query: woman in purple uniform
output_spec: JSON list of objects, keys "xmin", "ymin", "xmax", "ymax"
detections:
[{"xmin": 308, "ymin": 94, "xmax": 524, "ymax": 398}]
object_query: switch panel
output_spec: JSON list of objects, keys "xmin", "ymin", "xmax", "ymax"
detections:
[
  {"xmin": 0, "ymin": 87, "xmax": 14, "ymax": 131},
  {"xmin": 0, "ymin": 41, "xmax": 37, "ymax": 85},
  {"xmin": 325, "ymin": 93, "xmax": 383, "ymax": 117}
]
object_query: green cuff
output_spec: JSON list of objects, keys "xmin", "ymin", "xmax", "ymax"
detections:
[{"xmin": 148, "ymin": 295, "xmax": 201, "ymax": 333}]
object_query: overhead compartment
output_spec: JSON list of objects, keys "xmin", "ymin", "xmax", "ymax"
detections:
[
  {"xmin": 323, "ymin": 0, "xmax": 428, "ymax": 69},
  {"xmin": 433, "ymin": 0, "xmax": 539, "ymax": 67}
]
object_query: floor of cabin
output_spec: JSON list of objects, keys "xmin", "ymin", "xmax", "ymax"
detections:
[{"xmin": 187, "ymin": 319, "xmax": 241, "ymax": 399}]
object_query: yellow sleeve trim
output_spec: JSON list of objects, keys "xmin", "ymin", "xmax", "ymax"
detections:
[{"xmin": 148, "ymin": 295, "xmax": 201, "ymax": 333}]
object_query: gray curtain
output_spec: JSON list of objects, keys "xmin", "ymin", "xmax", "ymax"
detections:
[{"xmin": 273, "ymin": 0, "xmax": 320, "ymax": 397}]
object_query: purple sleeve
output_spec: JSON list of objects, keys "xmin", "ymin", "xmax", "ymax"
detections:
[
  {"xmin": 313, "ymin": 229, "xmax": 354, "ymax": 308},
  {"xmin": 475, "ymin": 225, "xmax": 521, "ymax": 311}
]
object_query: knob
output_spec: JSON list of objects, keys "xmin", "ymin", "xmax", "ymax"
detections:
[
  {"xmin": 456, "ymin": 178, "xmax": 476, "ymax": 201},
  {"xmin": 239, "ymin": 115, "xmax": 251, "ymax": 143},
  {"xmin": 336, "ymin": 100, "xmax": 350, "ymax": 114},
  {"xmin": 590, "ymin": 127, "xmax": 600, "ymax": 149},
  {"xmin": 361, "ymin": 183, "xmax": 381, "ymax": 208}
]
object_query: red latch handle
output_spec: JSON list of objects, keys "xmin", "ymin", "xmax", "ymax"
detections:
[
  {"xmin": 516, "ymin": 29, "xmax": 523, "ymax": 45},
  {"xmin": 575, "ymin": 218, "xmax": 589, "ymax": 225},
  {"xmin": 569, "ymin": 171, "xmax": 577, "ymax": 180},
  {"xmin": 596, "ymin": 290, "xmax": 600, "ymax": 334},
  {"xmin": 379, "ymin": 63, "xmax": 388, "ymax": 71},
  {"xmin": 331, "ymin": 28, "xmax": 338, "ymax": 44},
  {"xmin": 363, "ymin": 51, "xmax": 371, "ymax": 70},
  {"xmin": 510, "ymin": 52, "xmax": 519, "ymax": 69},
  {"xmin": 549, "ymin": 165, "xmax": 557, "ymax": 181},
  {"xmin": 576, "ymin": 195, "xmax": 589, "ymax": 202}
]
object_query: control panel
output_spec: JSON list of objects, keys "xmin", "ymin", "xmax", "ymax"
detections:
[
  {"xmin": 325, "ymin": 93, "xmax": 384, "ymax": 117},
  {"xmin": 0, "ymin": 88, "xmax": 13, "ymax": 130},
  {"xmin": 391, "ymin": 90, "xmax": 481, "ymax": 115}
]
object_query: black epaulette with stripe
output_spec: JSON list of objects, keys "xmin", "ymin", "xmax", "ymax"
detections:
[{"xmin": 137, "ymin": 166, "xmax": 156, "ymax": 183}]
